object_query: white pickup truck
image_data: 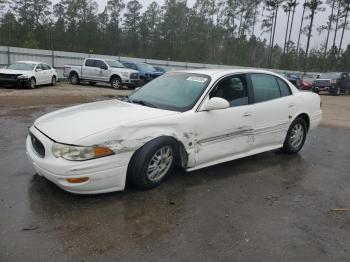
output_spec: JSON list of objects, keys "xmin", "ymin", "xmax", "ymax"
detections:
[{"xmin": 63, "ymin": 58, "xmax": 140, "ymax": 89}]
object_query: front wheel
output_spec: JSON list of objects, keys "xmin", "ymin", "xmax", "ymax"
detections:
[
  {"xmin": 29, "ymin": 78, "xmax": 36, "ymax": 89},
  {"xmin": 334, "ymin": 86, "xmax": 341, "ymax": 96},
  {"xmin": 282, "ymin": 118, "xmax": 308, "ymax": 154},
  {"xmin": 51, "ymin": 76, "xmax": 57, "ymax": 86},
  {"xmin": 128, "ymin": 137, "xmax": 178, "ymax": 190},
  {"xmin": 111, "ymin": 77, "xmax": 122, "ymax": 89}
]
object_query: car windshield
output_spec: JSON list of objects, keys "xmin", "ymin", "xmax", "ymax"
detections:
[
  {"xmin": 7, "ymin": 62, "xmax": 36, "ymax": 71},
  {"xmin": 138, "ymin": 63, "xmax": 156, "ymax": 72},
  {"xmin": 106, "ymin": 60, "xmax": 125, "ymax": 68},
  {"xmin": 128, "ymin": 72, "xmax": 211, "ymax": 112},
  {"xmin": 319, "ymin": 73, "xmax": 340, "ymax": 79}
]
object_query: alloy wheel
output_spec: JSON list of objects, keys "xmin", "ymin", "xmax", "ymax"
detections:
[
  {"xmin": 290, "ymin": 123, "xmax": 304, "ymax": 149},
  {"xmin": 146, "ymin": 146, "xmax": 174, "ymax": 182}
]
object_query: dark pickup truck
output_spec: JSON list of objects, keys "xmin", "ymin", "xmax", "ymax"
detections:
[{"xmin": 312, "ymin": 72, "xmax": 350, "ymax": 96}]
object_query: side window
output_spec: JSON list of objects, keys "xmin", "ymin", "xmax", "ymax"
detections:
[
  {"xmin": 96, "ymin": 60, "xmax": 107, "ymax": 68},
  {"xmin": 250, "ymin": 74, "xmax": 281, "ymax": 103},
  {"xmin": 42, "ymin": 64, "xmax": 51, "ymax": 70},
  {"xmin": 210, "ymin": 74, "xmax": 249, "ymax": 107},
  {"xmin": 276, "ymin": 78, "xmax": 291, "ymax": 97},
  {"xmin": 85, "ymin": 59, "xmax": 95, "ymax": 67}
]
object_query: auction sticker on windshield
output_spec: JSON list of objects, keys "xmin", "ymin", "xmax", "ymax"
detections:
[{"xmin": 186, "ymin": 76, "xmax": 208, "ymax": 83}]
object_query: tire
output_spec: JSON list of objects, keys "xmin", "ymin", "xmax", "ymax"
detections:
[
  {"xmin": 51, "ymin": 76, "xmax": 57, "ymax": 86},
  {"xmin": 334, "ymin": 86, "xmax": 341, "ymax": 96},
  {"xmin": 29, "ymin": 78, "xmax": 36, "ymax": 89},
  {"xmin": 111, "ymin": 76, "xmax": 122, "ymax": 89},
  {"xmin": 282, "ymin": 118, "xmax": 308, "ymax": 154},
  {"xmin": 89, "ymin": 81, "xmax": 96, "ymax": 85},
  {"xmin": 69, "ymin": 72, "xmax": 80, "ymax": 85},
  {"xmin": 139, "ymin": 78, "xmax": 147, "ymax": 86},
  {"xmin": 128, "ymin": 137, "xmax": 178, "ymax": 190}
]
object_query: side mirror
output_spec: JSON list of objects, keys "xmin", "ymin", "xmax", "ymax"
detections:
[
  {"xmin": 36, "ymin": 68, "xmax": 42, "ymax": 72},
  {"xmin": 200, "ymin": 97, "xmax": 230, "ymax": 111},
  {"xmin": 100, "ymin": 65, "xmax": 108, "ymax": 70}
]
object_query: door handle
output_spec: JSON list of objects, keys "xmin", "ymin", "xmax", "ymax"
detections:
[
  {"xmin": 288, "ymin": 103, "xmax": 296, "ymax": 108},
  {"xmin": 243, "ymin": 112, "xmax": 253, "ymax": 117}
]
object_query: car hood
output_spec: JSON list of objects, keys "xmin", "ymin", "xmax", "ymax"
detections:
[
  {"xmin": 0, "ymin": 69, "xmax": 32, "ymax": 75},
  {"xmin": 111, "ymin": 68, "xmax": 138, "ymax": 74},
  {"xmin": 34, "ymin": 100, "xmax": 179, "ymax": 144}
]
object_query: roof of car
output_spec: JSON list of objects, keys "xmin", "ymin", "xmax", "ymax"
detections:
[
  {"xmin": 16, "ymin": 61, "xmax": 41, "ymax": 64},
  {"xmin": 174, "ymin": 68, "xmax": 283, "ymax": 78}
]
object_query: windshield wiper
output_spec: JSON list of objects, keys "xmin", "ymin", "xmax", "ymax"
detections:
[{"xmin": 131, "ymin": 99, "xmax": 158, "ymax": 108}]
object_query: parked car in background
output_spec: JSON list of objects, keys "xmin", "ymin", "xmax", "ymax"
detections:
[
  {"xmin": 26, "ymin": 69, "xmax": 322, "ymax": 194},
  {"xmin": 284, "ymin": 73, "xmax": 301, "ymax": 87},
  {"xmin": 63, "ymin": 58, "xmax": 140, "ymax": 89},
  {"xmin": 121, "ymin": 61, "xmax": 164, "ymax": 85},
  {"xmin": 153, "ymin": 66, "xmax": 167, "ymax": 73},
  {"xmin": 0, "ymin": 61, "xmax": 57, "ymax": 89},
  {"xmin": 313, "ymin": 72, "xmax": 350, "ymax": 95},
  {"xmin": 297, "ymin": 74, "xmax": 316, "ymax": 90}
]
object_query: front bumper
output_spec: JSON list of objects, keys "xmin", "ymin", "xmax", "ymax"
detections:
[
  {"xmin": 26, "ymin": 126, "xmax": 132, "ymax": 194},
  {"xmin": 122, "ymin": 78, "xmax": 140, "ymax": 87},
  {"xmin": 0, "ymin": 78, "xmax": 30, "ymax": 88}
]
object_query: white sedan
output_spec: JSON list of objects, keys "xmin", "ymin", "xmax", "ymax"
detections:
[
  {"xmin": 0, "ymin": 61, "xmax": 58, "ymax": 88},
  {"xmin": 26, "ymin": 69, "xmax": 322, "ymax": 194}
]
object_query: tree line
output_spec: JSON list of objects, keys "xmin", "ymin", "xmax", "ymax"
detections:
[{"xmin": 0, "ymin": 0, "xmax": 349, "ymax": 72}]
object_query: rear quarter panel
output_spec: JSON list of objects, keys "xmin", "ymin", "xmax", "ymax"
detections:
[{"xmin": 295, "ymin": 91, "xmax": 322, "ymax": 130}]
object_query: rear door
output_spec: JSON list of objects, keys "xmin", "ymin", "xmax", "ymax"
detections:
[
  {"xmin": 34, "ymin": 64, "xmax": 46, "ymax": 85},
  {"xmin": 82, "ymin": 59, "xmax": 97, "ymax": 79},
  {"xmin": 248, "ymin": 73, "xmax": 296, "ymax": 150}
]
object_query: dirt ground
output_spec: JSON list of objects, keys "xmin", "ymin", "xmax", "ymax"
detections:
[{"xmin": 0, "ymin": 83, "xmax": 350, "ymax": 262}]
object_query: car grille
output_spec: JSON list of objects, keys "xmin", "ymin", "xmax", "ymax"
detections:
[
  {"xmin": 130, "ymin": 73, "xmax": 139, "ymax": 79},
  {"xmin": 30, "ymin": 133, "xmax": 45, "ymax": 158},
  {"xmin": 0, "ymin": 73, "xmax": 19, "ymax": 80},
  {"xmin": 314, "ymin": 80, "xmax": 331, "ymax": 86}
]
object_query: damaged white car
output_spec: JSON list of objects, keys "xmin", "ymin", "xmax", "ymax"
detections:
[{"xmin": 26, "ymin": 69, "xmax": 322, "ymax": 194}]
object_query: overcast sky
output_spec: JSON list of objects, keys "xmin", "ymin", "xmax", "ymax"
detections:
[{"xmin": 51, "ymin": 0, "xmax": 349, "ymax": 51}]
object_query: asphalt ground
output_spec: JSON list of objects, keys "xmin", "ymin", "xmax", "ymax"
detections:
[{"xmin": 0, "ymin": 82, "xmax": 349, "ymax": 262}]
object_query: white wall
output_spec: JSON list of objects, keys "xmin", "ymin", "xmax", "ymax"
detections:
[{"xmin": 0, "ymin": 46, "xmax": 301, "ymax": 78}]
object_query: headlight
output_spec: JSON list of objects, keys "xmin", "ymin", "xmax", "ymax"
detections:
[
  {"xmin": 120, "ymin": 72, "xmax": 130, "ymax": 77},
  {"xmin": 52, "ymin": 143, "xmax": 114, "ymax": 161},
  {"xmin": 18, "ymin": 75, "xmax": 28, "ymax": 79}
]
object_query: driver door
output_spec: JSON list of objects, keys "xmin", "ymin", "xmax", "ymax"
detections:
[
  {"xmin": 34, "ymin": 64, "xmax": 46, "ymax": 85},
  {"xmin": 194, "ymin": 74, "xmax": 255, "ymax": 167}
]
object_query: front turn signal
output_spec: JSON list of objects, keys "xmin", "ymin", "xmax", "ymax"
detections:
[{"xmin": 66, "ymin": 177, "xmax": 90, "ymax": 184}]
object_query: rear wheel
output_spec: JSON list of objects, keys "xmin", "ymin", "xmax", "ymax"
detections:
[
  {"xmin": 69, "ymin": 73, "xmax": 80, "ymax": 85},
  {"xmin": 128, "ymin": 137, "xmax": 178, "ymax": 190},
  {"xmin": 282, "ymin": 118, "xmax": 307, "ymax": 154}
]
